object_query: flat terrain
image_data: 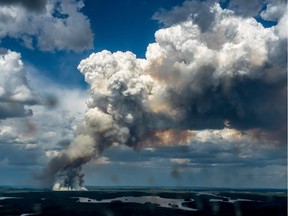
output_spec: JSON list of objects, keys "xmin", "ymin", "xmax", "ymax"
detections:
[{"xmin": 0, "ymin": 187, "xmax": 286, "ymax": 216}]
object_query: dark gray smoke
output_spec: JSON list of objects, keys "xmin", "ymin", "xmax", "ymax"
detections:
[{"xmin": 42, "ymin": 1, "xmax": 287, "ymax": 190}]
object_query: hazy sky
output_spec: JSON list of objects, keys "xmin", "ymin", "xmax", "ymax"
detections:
[{"xmin": 0, "ymin": 0, "xmax": 286, "ymax": 189}]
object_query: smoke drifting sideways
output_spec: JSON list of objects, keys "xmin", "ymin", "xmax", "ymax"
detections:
[{"xmin": 42, "ymin": 2, "xmax": 287, "ymax": 191}]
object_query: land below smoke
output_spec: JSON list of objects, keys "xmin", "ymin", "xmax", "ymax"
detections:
[{"xmin": 0, "ymin": 187, "xmax": 286, "ymax": 216}]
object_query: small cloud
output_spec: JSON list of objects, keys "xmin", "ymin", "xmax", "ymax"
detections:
[
  {"xmin": 45, "ymin": 150, "xmax": 61, "ymax": 159},
  {"xmin": 93, "ymin": 156, "xmax": 111, "ymax": 165},
  {"xmin": 143, "ymin": 147, "xmax": 155, "ymax": 152},
  {"xmin": 25, "ymin": 143, "xmax": 38, "ymax": 150},
  {"xmin": 0, "ymin": 126, "xmax": 17, "ymax": 139},
  {"xmin": 170, "ymin": 158, "xmax": 190, "ymax": 166}
]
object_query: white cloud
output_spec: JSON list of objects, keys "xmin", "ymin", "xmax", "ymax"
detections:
[
  {"xmin": 0, "ymin": 49, "xmax": 37, "ymax": 119},
  {"xmin": 0, "ymin": 125, "xmax": 17, "ymax": 141},
  {"xmin": 92, "ymin": 156, "xmax": 111, "ymax": 165},
  {"xmin": 0, "ymin": 0, "xmax": 47, "ymax": 13},
  {"xmin": 152, "ymin": 0, "xmax": 215, "ymax": 31},
  {"xmin": 24, "ymin": 143, "xmax": 38, "ymax": 150},
  {"xmin": 170, "ymin": 158, "xmax": 190, "ymax": 165},
  {"xmin": 190, "ymin": 128, "xmax": 274, "ymax": 145},
  {"xmin": 260, "ymin": 0, "xmax": 287, "ymax": 21},
  {"xmin": 45, "ymin": 150, "xmax": 61, "ymax": 159},
  {"xmin": 0, "ymin": 50, "xmax": 36, "ymax": 103},
  {"xmin": 274, "ymin": 12, "xmax": 287, "ymax": 39},
  {"xmin": 0, "ymin": 0, "xmax": 93, "ymax": 52},
  {"xmin": 227, "ymin": 0, "xmax": 263, "ymax": 17}
]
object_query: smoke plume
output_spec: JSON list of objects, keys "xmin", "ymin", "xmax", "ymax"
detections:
[{"xmin": 42, "ymin": 1, "xmax": 287, "ymax": 190}]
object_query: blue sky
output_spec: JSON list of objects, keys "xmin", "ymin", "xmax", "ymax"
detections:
[{"xmin": 0, "ymin": 0, "xmax": 286, "ymax": 189}]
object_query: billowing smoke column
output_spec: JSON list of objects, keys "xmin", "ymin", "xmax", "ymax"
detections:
[{"xmin": 43, "ymin": 1, "xmax": 287, "ymax": 190}]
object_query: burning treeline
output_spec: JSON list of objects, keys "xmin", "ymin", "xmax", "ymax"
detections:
[{"xmin": 41, "ymin": 1, "xmax": 286, "ymax": 190}]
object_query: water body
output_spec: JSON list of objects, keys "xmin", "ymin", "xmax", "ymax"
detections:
[
  {"xmin": 20, "ymin": 213, "xmax": 38, "ymax": 216},
  {"xmin": 0, "ymin": 188, "xmax": 286, "ymax": 215},
  {"xmin": 0, "ymin": 197, "xmax": 22, "ymax": 200},
  {"xmin": 75, "ymin": 196, "xmax": 196, "ymax": 211},
  {"xmin": 209, "ymin": 198, "xmax": 259, "ymax": 203}
]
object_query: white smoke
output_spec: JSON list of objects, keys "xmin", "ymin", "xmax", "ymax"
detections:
[{"xmin": 42, "ymin": 1, "xmax": 287, "ymax": 190}]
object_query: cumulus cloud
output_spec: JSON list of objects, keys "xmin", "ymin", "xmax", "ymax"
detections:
[
  {"xmin": 43, "ymin": 0, "xmax": 287, "ymax": 190},
  {"xmin": 0, "ymin": 49, "xmax": 38, "ymax": 119},
  {"xmin": 149, "ymin": 3, "xmax": 286, "ymax": 136},
  {"xmin": 152, "ymin": 0, "xmax": 215, "ymax": 31},
  {"xmin": 0, "ymin": 0, "xmax": 47, "ymax": 13},
  {"xmin": 260, "ymin": 0, "xmax": 287, "ymax": 21},
  {"xmin": 0, "ymin": 0, "xmax": 93, "ymax": 51},
  {"xmin": 226, "ymin": 0, "xmax": 264, "ymax": 17}
]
